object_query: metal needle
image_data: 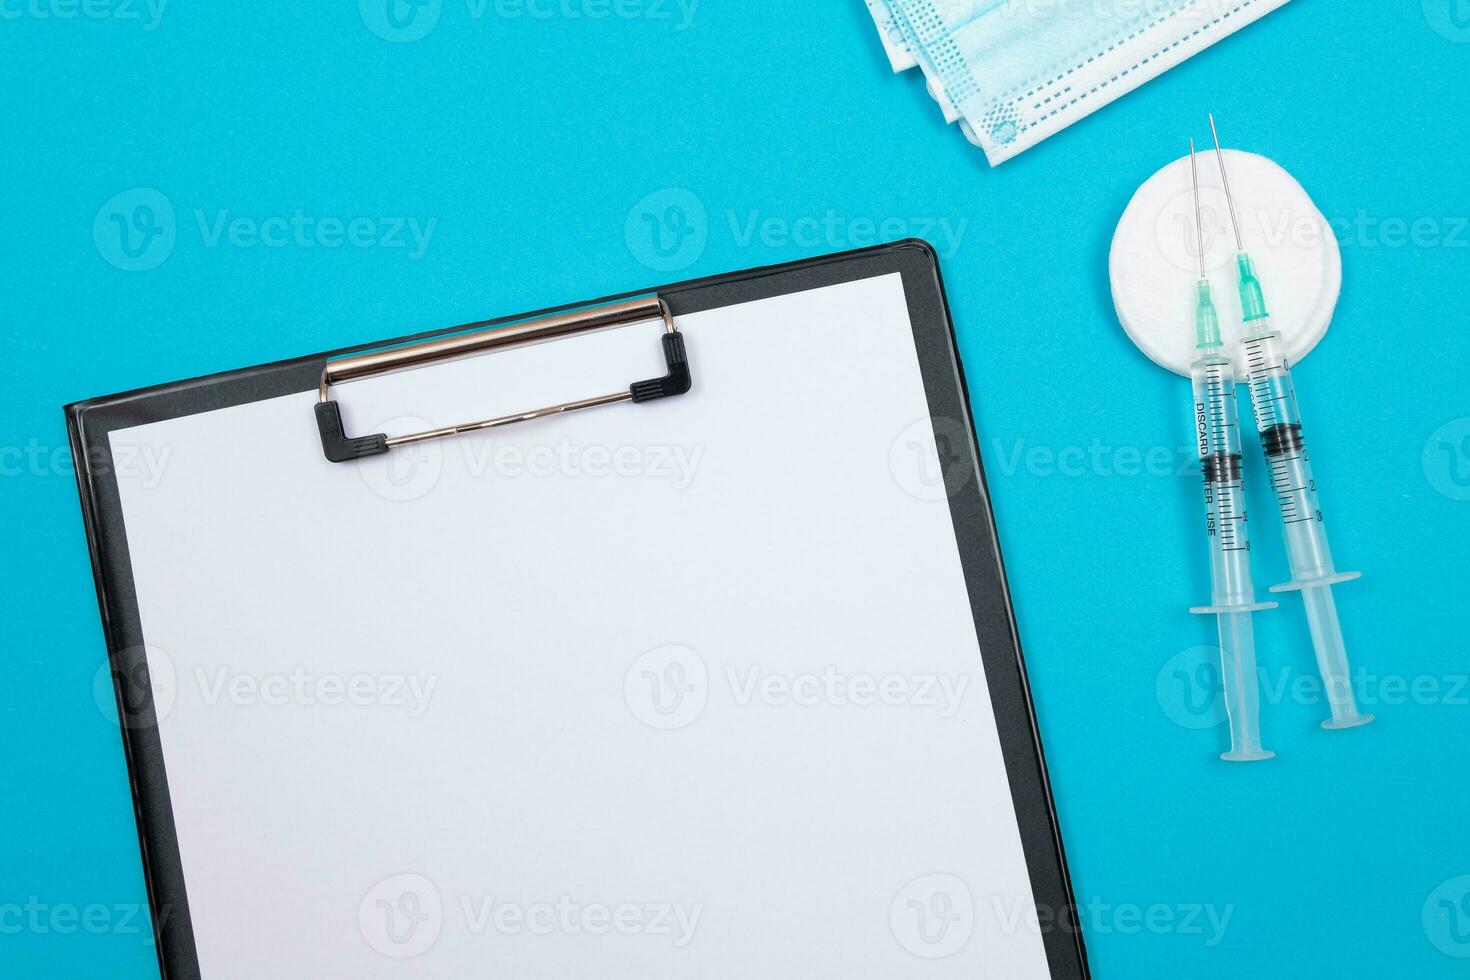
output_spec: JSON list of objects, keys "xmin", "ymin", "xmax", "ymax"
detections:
[
  {"xmin": 1208, "ymin": 113, "xmax": 1244, "ymax": 251},
  {"xmin": 1189, "ymin": 138, "xmax": 1206, "ymax": 279}
]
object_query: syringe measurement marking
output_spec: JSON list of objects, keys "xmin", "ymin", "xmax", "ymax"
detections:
[
  {"xmin": 1243, "ymin": 346, "xmax": 1293, "ymax": 422},
  {"xmin": 1196, "ymin": 358, "xmax": 1249, "ymax": 548},
  {"xmin": 1266, "ymin": 437, "xmax": 1323, "ymax": 524},
  {"xmin": 1217, "ymin": 493, "xmax": 1248, "ymax": 550}
]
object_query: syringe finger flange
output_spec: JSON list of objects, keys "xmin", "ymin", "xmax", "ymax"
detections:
[
  {"xmin": 1190, "ymin": 601, "xmax": 1278, "ymax": 614},
  {"xmin": 1269, "ymin": 571, "xmax": 1360, "ymax": 592}
]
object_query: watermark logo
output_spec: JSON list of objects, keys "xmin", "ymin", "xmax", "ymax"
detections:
[
  {"xmin": 1423, "ymin": 417, "xmax": 1470, "ymax": 501},
  {"xmin": 92, "ymin": 645, "xmax": 177, "ymax": 728},
  {"xmin": 359, "ymin": 417, "xmax": 444, "ymax": 502},
  {"xmin": 360, "ymin": 0, "xmax": 442, "ymax": 41},
  {"xmin": 1424, "ymin": 875, "xmax": 1470, "ymax": 958},
  {"xmin": 359, "ymin": 874, "xmax": 443, "ymax": 958},
  {"xmin": 1156, "ymin": 186, "xmax": 1237, "ymax": 276},
  {"xmin": 890, "ymin": 417, "xmax": 973, "ymax": 502},
  {"xmin": 625, "ymin": 187, "xmax": 708, "ymax": 272},
  {"xmin": 624, "ymin": 645, "xmax": 708, "ymax": 730},
  {"xmin": 94, "ymin": 188, "xmax": 176, "ymax": 272},
  {"xmin": 1424, "ymin": 0, "xmax": 1470, "ymax": 41},
  {"xmin": 890, "ymin": 874, "xmax": 974, "ymax": 959},
  {"xmin": 1155, "ymin": 645, "xmax": 1227, "ymax": 731}
]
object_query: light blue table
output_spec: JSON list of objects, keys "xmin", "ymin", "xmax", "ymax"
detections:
[{"xmin": 3, "ymin": 2, "xmax": 1467, "ymax": 976}]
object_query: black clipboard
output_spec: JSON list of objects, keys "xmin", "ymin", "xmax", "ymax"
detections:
[{"xmin": 68, "ymin": 240, "xmax": 1089, "ymax": 980}]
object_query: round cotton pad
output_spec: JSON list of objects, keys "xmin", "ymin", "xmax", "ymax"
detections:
[{"xmin": 1109, "ymin": 150, "xmax": 1341, "ymax": 378}]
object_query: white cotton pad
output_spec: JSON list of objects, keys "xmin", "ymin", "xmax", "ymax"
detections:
[{"xmin": 1109, "ymin": 150, "xmax": 1341, "ymax": 378}]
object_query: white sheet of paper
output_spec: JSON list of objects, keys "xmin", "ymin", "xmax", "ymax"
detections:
[{"xmin": 109, "ymin": 273, "xmax": 1050, "ymax": 979}]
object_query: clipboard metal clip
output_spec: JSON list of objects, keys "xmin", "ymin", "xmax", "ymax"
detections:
[{"xmin": 314, "ymin": 296, "xmax": 690, "ymax": 462}]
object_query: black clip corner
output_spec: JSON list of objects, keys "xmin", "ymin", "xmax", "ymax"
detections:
[
  {"xmin": 315, "ymin": 401, "xmax": 389, "ymax": 463},
  {"xmin": 630, "ymin": 331, "xmax": 692, "ymax": 403}
]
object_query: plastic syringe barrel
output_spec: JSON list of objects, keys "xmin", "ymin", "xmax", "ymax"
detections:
[
  {"xmin": 1190, "ymin": 352, "xmax": 1274, "ymax": 760},
  {"xmin": 1241, "ymin": 326, "xmax": 1333, "ymax": 571},
  {"xmin": 1192, "ymin": 355, "xmax": 1256, "ymax": 605}
]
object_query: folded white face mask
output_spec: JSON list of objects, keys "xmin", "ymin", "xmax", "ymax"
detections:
[{"xmin": 867, "ymin": 0, "xmax": 1292, "ymax": 164}]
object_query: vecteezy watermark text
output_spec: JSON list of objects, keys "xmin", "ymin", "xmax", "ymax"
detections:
[
  {"xmin": 1157, "ymin": 646, "xmax": 1469, "ymax": 730},
  {"xmin": 360, "ymin": 0, "xmax": 699, "ymax": 43},
  {"xmin": 989, "ymin": 436, "xmax": 1195, "ymax": 479},
  {"xmin": 194, "ymin": 209, "xmax": 436, "ymax": 257},
  {"xmin": 0, "ymin": 439, "xmax": 170, "ymax": 487},
  {"xmin": 624, "ymin": 187, "xmax": 970, "ymax": 272},
  {"xmin": 726, "ymin": 209, "xmax": 968, "ymax": 258},
  {"xmin": 357, "ymin": 874, "xmax": 703, "ymax": 959},
  {"xmin": 726, "ymin": 666, "xmax": 970, "ymax": 718},
  {"xmin": 624, "ymin": 646, "xmax": 974, "ymax": 731},
  {"xmin": 0, "ymin": 0, "xmax": 167, "ymax": 29},
  {"xmin": 193, "ymin": 666, "xmax": 438, "ymax": 718},
  {"xmin": 459, "ymin": 895, "xmax": 702, "ymax": 946},
  {"xmin": 889, "ymin": 876, "xmax": 1233, "ymax": 960},
  {"xmin": 992, "ymin": 895, "xmax": 1234, "ymax": 947},
  {"xmin": 473, "ymin": 0, "xmax": 698, "ymax": 29},
  {"xmin": 1255, "ymin": 208, "xmax": 1470, "ymax": 250},
  {"xmin": 0, "ymin": 898, "xmax": 166, "ymax": 943},
  {"xmin": 359, "ymin": 429, "xmax": 706, "ymax": 502},
  {"xmin": 95, "ymin": 647, "xmax": 441, "ymax": 728},
  {"xmin": 94, "ymin": 188, "xmax": 437, "ymax": 272}
]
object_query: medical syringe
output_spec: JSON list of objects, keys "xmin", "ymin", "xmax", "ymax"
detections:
[
  {"xmin": 1186, "ymin": 140, "xmax": 1275, "ymax": 762},
  {"xmin": 1209, "ymin": 116, "xmax": 1372, "ymax": 731}
]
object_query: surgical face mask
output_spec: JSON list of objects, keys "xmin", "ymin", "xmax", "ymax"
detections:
[{"xmin": 867, "ymin": 0, "xmax": 1291, "ymax": 164}]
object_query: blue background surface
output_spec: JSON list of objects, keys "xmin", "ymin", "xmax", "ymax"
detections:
[{"xmin": 3, "ymin": 1, "xmax": 1468, "ymax": 976}]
